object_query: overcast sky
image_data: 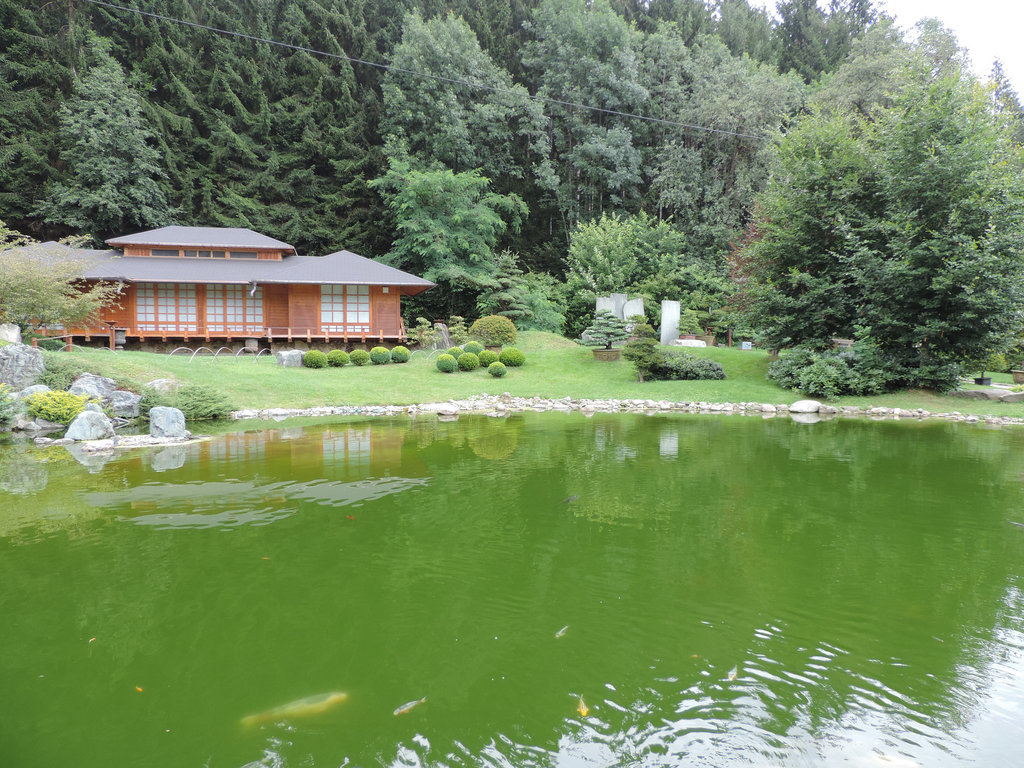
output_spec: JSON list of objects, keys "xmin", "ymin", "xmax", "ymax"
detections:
[{"xmin": 755, "ymin": 1, "xmax": 1024, "ymax": 94}]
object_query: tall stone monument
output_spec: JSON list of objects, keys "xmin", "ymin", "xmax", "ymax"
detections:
[{"xmin": 660, "ymin": 300, "xmax": 680, "ymax": 344}]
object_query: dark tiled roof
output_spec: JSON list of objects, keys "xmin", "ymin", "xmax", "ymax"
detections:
[
  {"xmin": 74, "ymin": 248, "xmax": 434, "ymax": 295},
  {"xmin": 106, "ymin": 226, "xmax": 295, "ymax": 253}
]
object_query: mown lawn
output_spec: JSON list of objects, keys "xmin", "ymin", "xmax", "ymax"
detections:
[{"xmin": 49, "ymin": 331, "xmax": 1024, "ymax": 418}]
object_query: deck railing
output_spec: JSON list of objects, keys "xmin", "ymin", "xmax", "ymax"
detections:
[{"xmin": 42, "ymin": 323, "xmax": 408, "ymax": 346}]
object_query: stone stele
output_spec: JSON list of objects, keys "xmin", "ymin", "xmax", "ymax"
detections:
[{"xmin": 660, "ymin": 300, "xmax": 680, "ymax": 345}]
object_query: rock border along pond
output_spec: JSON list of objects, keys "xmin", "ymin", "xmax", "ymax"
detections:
[{"xmin": 230, "ymin": 394, "xmax": 1024, "ymax": 427}]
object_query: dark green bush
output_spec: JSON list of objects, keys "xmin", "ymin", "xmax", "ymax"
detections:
[
  {"xmin": 350, "ymin": 349, "xmax": 371, "ymax": 366},
  {"xmin": 390, "ymin": 345, "xmax": 411, "ymax": 363},
  {"xmin": 478, "ymin": 349, "xmax": 499, "ymax": 367},
  {"xmin": 445, "ymin": 346, "xmax": 463, "ymax": 359},
  {"xmin": 649, "ymin": 351, "xmax": 726, "ymax": 381},
  {"xmin": 174, "ymin": 384, "xmax": 233, "ymax": 420},
  {"xmin": 498, "ymin": 347, "xmax": 525, "ymax": 367},
  {"xmin": 327, "ymin": 350, "xmax": 350, "ymax": 367},
  {"xmin": 370, "ymin": 346, "xmax": 391, "ymax": 365},
  {"xmin": 469, "ymin": 315, "xmax": 517, "ymax": 346},
  {"xmin": 436, "ymin": 353, "xmax": 458, "ymax": 373},
  {"xmin": 25, "ymin": 390, "xmax": 92, "ymax": 425},
  {"xmin": 767, "ymin": 338, "xmax": 902, "ymax": 397},
  {"xmin": 457, "ymin": 351, "xmax": 480, "ymax": 371},
  {"xmin": 303, "ymin": 350, "xmax": 329, "ymax": 368},
  {"xmin": 463, "ymin": 341, "xmax": 484, "ymax": 355},
  {"xmin": 38, "ymin": 353, "xmax": 87, "ymax": 390},
  {"xmin": 487, "ymin": 361, "xmax": 507, "ymax": 378},
  {"xmin": 35, "ymin": 337, "xmax": 67, "ymax": 352}
]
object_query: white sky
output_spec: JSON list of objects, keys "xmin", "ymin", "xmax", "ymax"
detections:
[{"xmin": 754, "ymin": 1, "xmax": 1024, "ymax": 94}]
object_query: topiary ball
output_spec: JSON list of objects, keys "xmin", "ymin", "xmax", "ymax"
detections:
[
  {"xmin": 436, "ymin": 353, "xmax": 458, "ymax": 373},
  {"xmin": 350, "ymin": 349, "xmax": 371, "ymax": 366},
  {"xmin": 390, "ymin": 345, "xmax": 411, "ymax": 363},
  {"xmin": 369, "ymin": 346, "xmax": 391, "ymax": 365},
  {"xmin": 498, "ymin": 347, "xmax": 525, "ymax": 367},
  {"xmin": 487, "ymin": 361, "xmax": 507, "ymax": 378},
  {"xmin": 463, "ymin": 341, "xmax": 484, "ymax": 355},
  {"xmin": 445, "ymin": 347, "xmax": 463, "ymax": 359},
  {"xmin": 303, "ymin": 350, "xmax": 329, "ymax": 368},
  {"xmin": 327, "ymin": 350, "xmax": 349, "ymax": 367},
  {"xmin": 478, "ymin": 349, "xmax": 499, "ymax": 367},
  {"xmin": 469, "ymin": 315, "xmax": 517, "ymax": 346},
  {"xmin": 457, "ymin": 352, "xmax": 480, "ymax": 371}
]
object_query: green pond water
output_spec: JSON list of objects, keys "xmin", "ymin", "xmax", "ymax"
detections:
[{"xmin": 2, "ymin": 413, "xmax": 1024, "ymax": 768}]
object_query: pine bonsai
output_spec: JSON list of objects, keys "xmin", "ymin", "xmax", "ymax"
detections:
[{"xmin": 580, "ymin": 311, "xmax": 630, "ymax": 350}]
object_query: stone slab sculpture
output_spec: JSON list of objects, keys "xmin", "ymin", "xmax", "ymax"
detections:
[
  {"xmin": 611, "ymin": 293, "xmax": 627, "ymax": 318},
  {"xmin": 622, "ymin": 298, "xmax": 644, "ymax": 322},
  {"xmin": 660, "ymin": 300, "xmax": 680, "ymax": 345},
  {"xmin": 595, "ymin": 296, "xmax": 616, "ymax": 317}
]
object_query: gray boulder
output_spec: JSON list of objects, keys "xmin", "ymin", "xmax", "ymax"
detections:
[
  {"xmin": 149, "ymin": 406, "xmax": 186, "ymax": 438},
  {"xmin": 0, "ymin": 343, "xmax": 44, "ymax": 389},
  {"xmin": 275, "ymin": 349, "xmax": 304, "ymax": 367},
  {"xmin": 65, "ymin": 410, "xmax": 115, "ymax": 441},
  {"xmin": 106, "ymin": 390, "xmax": 142, "ymax": 418},
  {"xmin": 0, "ymin": 323, "xmax": 22, "ymax": 344},
  {"xmin": 789, "ymin": 399, "xmax": 823, "ymax": 414},
  {"xmin": 146, "ymin": 378, "xmax": 179, "ymax": 396},
  {"xmin": 69, "ymin": 373, "xmax": 118, "ymax": 401},
  {"xmin": 83, "ymin": 402, "xmax": 104, "ymax": 413},
  {"xmin": 16, "ymin": 384, "xmax": 51, "ymax": 400}
]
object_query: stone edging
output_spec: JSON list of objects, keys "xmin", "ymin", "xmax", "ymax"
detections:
[
  {"xmin": 32, "ymin": 434, "xmax": 210, "ymax": 453},
  {"xmin": 230, "ymin": 395, "xmax": 1024, "ymax": 427}
]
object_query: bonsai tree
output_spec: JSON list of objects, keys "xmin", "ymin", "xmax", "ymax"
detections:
[
  {"xmin": 579, "ymin": 311, "xmax": 630, "ymax": 350},
  {"xmin": 679, "ymin": 309, "xmax": 703, "ymax": 337}
]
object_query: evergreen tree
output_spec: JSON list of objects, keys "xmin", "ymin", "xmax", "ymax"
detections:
[{"xmin": 34, "ymin": 35, "xmax": 170, "ymax": 239}]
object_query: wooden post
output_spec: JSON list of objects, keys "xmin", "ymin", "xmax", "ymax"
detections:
[
  {"xmin": 727, "ymin": 328, "xmax": 733, "ymax": 348},
  {"xmin": 109, "ymin": 326, "xmax": 116, "ymax": 351},
  {"xmin": 65, "ymin": 336, "xmax": 72, "ymax": 352}
]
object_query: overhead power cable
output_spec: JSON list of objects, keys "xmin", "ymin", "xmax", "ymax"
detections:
[{"xmin": 80, "ymin": 0, "xmax": 764, "ymax": 141}]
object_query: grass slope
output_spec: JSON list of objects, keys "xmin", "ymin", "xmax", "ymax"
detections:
[{"xmin": 50, "ymin": 331, "xmax": 1024, "ymax": 418}]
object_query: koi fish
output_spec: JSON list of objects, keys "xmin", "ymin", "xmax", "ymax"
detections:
[
  {"xmin": 562, "ymin": 495, "xmax": 579, "ymax": 504},
  {"xmin": 555, "ymin": 625, "xmax": 569, "ymax": 638},
  {"xmin": 1008, "ymin": 520, "xmax": 1024, "ymax": 529},
  {"xmin": 576, "ymin": 696, "xmax": 589, "ymax": 717},
  {"xmin": 393, "ymin": 696, "xmax": 426, "ymax": 715},
  {"xmin": 727, "ymin": 666, "xmax": 738, "ymax": 681},
  {"xmin": 241, "ymin": 691, "xmax": 348, "ymax": 727}
]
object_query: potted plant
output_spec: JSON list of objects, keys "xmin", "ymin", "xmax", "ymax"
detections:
[
  {"xmin": 678, "ymin": 309, "xmax": 702, "ymax": 340},
  {"xmin": 580, "ymin": 311, "xmax": 630, "ymax": 361},
  {"xmin": 974, "ymin": 352, "xmax": 1006, "ymax": 386}
]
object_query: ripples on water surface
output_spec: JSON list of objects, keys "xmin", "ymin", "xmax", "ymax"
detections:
[{"xmin": 2, "ymin": 414, "xmax": 1024, "ymax": 768}]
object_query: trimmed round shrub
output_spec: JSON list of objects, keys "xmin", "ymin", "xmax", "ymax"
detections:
[
  {"xmin": 350, "ymin": 349, "xmax": 371, "ymax": 366},
  {"xmin": 487, "ymin": 361, "xmax": 507, "ymax": 378},
  {"xmin": 303, "ymin": 350, "xmax": 329, "ymax": 368},
  {"xmin": 463, "ymin": 341, "xmax": 484, "ymax": 355},
  {"xmin": 327, "ymin": 349, "xmax": 350, "ymax": 367},
  {"xmin": 445, "ymin": 346, "xmax": 463, "ymax": 359},
  {"xmin": 369, "ymin": 346, "xmax": 391, "ymax": 365},
  {"xmin": 477, "ymin": 349, "xmax": 499, "ymax": 367},
  {"xmin": 436, "ymin": 353, "xmax": 458, "ymax": 373},
  {"xmin": 469, "ymin": 315, "xmax": 517, "ymax": 346},
  {"xmin": 457, "ymin": 351, "xmax": 480, "ymax": 371},
  {"xmin": 390, "ymin": 345, "xmax": 411, "ymax": 363},
  {"xmin": 498, "ymin": 347, "xmax": 525, "ymax": 367},
  {"xmin": 25, "ymin": 390, "xmax": 91, "ymax": 425}
]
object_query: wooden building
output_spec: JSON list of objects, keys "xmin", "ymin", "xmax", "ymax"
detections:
[{"xmin": 52, "ymin": 226, "xmax": 433, "ymax": 345}]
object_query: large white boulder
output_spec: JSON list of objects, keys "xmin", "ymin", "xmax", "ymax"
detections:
[
  {"xmin": 65, "ymin": 410, "xmax": 115, "ymax": 441},
  {"xmin": 149, "ymin": 406, "xmax": 187, "ymax": 438},
  {"xmin": 789, "ymin": 399, "xmax": 823, "ymax": 414},
  {"xmin": 0, "ymin": 323, "xmax": 22, "ymax": 344},
  {"xmin": 275, "ymin": 349, "xmax": 304, "ymax": 367}
]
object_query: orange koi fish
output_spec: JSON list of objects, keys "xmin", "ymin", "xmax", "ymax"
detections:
[{"xmin": 576, "ymin": 696, "xmax": 589, "ymax": 717}]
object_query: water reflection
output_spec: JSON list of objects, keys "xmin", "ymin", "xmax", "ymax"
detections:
[{"xmin": 2, "ymin": 414, "xmax": 1024, "ymax": 768}]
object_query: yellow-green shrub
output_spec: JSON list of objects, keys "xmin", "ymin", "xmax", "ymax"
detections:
[{"xmin": 25, "ymin": 390, "xmax": 92, "ymax": 425}]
